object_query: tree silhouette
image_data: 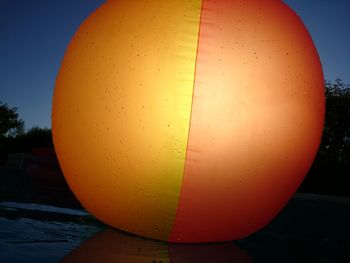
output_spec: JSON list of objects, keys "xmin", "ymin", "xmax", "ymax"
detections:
[
  {"xmin": 0, "ymin": 102, "xmax": 25, "ymax": 137},
  {"xmin": 299, "ymin": 78, "xmax": 350, "ymax": 196},
  {"xmin": 321, "ymin": 78, "xmax": 350, "ymax": 165}
]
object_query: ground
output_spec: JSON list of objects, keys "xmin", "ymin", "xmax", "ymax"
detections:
[{"xmin": 0, "ymin": 193, "xmax": 350, "ymax": 262}]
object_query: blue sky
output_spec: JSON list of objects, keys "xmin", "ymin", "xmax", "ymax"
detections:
[{"xmin": 0, "ymin": 0, "xmax": 349, "ymax": 129}]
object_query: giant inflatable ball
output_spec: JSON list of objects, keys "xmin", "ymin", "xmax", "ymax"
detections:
[{"xmin": 52, "ymin": 0, "xmax": 324, "ymax": 243}]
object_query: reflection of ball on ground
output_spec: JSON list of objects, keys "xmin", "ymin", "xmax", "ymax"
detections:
[
  {"xmin": 52, "ymin": 0, "xmax": 324, "ymax": 243},
  {"xmin": 61, "ymin": 229, "xmax": 251, "ymax": 263}
]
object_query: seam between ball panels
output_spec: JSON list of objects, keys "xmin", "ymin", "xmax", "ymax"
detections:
[{"xmin": 168, "ymin": 0, "xmax": 205, "ymax": 242}]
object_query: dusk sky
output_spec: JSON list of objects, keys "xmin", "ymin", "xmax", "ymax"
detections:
[{"xmin": 1, "ymin": 0, "xmax": 350, "ymax": 129}]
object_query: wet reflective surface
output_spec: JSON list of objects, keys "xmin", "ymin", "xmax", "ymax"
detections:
[
  {"xmin": 1, "ymin": 194, "xmax": 350, "ymax": 262},
  {"xmin": 0, "ymin": 202, "xmax": 102, "ymax": 263},
  {"xmin": 61, "ymin": 229, "xmax": 251, "ymax": 263}
]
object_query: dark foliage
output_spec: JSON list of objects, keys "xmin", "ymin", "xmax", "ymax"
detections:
[
  {"xmin": 0, "ymin": 127, "xmax": 53, "ymax": 164},
  {"xmin": 299, "ymin": 78, "xmax": 350, "ymax": 196},
  {"xmin": 0, "ymin": 102, "xmax": 25, "ymax": 137}
]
